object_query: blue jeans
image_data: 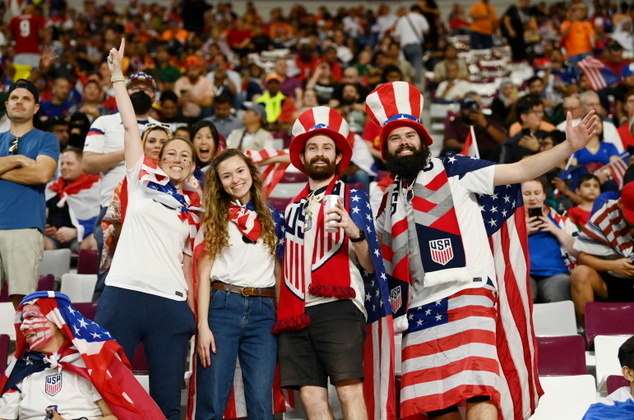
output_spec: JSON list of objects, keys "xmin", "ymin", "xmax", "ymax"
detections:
[
  {"xmin": 195, "ymin": 288, "xmax": 277, "ymax": 420},
  {"xmin": 95, "ymin": 286, "xmax": 195, "ymax": 420},
  {"xmin": 402, "ymin": 43, "xmax": 424, "ymax": 86}
]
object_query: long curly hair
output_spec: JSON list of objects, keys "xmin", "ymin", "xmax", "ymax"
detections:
[{"xmin": 201, "ymin": 148, "xmax": 278, "ymax": 260}]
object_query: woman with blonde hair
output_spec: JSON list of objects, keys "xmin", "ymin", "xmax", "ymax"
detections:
[{"xmin": 195, "ymin": 148, "xmax": 283, "ymax": 419}]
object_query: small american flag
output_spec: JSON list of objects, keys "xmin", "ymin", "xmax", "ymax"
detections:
[
  {"xmin": 245, "ymin": 148, "xmax": 290, "ymax": 197},
  {"xmin": 460, "ymin": 125, "xmax": 480, "ymax": 159},
  {"xmin": 594, "ymin": 152, "xmax": 631, "ymax": 188},
  {"xmin": 577, "ymin": 56, "xmax": 620, "ymax": 91}
]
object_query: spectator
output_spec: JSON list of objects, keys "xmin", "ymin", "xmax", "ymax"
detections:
[
  {"xmin": 566, "ymin": 174, "xmax": 602, "ymax": 230},
  {"xmin": 522, "ymin": 178, "xmax": 578, "ymax": 303},
  {"xmin": 157, "ymin": 90, "xmax": 186, "ymax": 126},
  {"xmin": 385, "ymin": 42, "xmax": 415, "ymax": 84},
  {"xmin": 67, "ymin": 112, "xmax": 91, "ymax": 150},
  {"xmin": 601, "ymin": 39, "xmax": 632, "ymax": 79},
  {"xmin": 295, "ymin": 41, "xmax": 319, "ymax": 82},
  {"xmin": 614, "ymin": 64, "xmax": 634, "ymax": 126},
  {"xmin": 469, "ymin": 0, "xmax": 498, "ymax": 50},
  {"xmin": 582, "ymin": 335, "xmax": 634, "ymax": 419},
  {"xmin": 96, "ymin": 41, "xmax": 199, "ymax": 420},
  {"xmin": 373, "ymin": 4, "xmax": 397, "ymax": 40},
  {"xmin": 226, "ymin": 103, "xmax": 273, "ymax": 151},
  {"xmin": 8, "ymin": 4, "xmax": 46, "ymax": 70},
  {"xmin": 433, "ymin": 43, "xmax": 469, "ymax": 84},
  {"xmin": 570, "ymin": 114, "xmax": 621, "ymax": 172},
  {"xmin": 392, "ymin": 5, "xmax": 429, "ymax": 88},
  {"xmin": 0, "ymin": 79, "xmax": 59, "ymax": 308},
  {"xmin": 44, "ymin": 148, "xmax": 100, "ymax": 252},
  {"xmin": 560, "ymin": 3, "xmax": 595, "ymax": 67},
  {"xmin": 150, "ymin": 43, "xmax": 182, "ymax": 92},
  {"xmin": 509, "ymin": 94, "xmax": 555, "ymax": 137},
  {"xmin": 501, "ymin": 0, "xmax": 531, "ymax": 62},
  {"xmin": 306, "ymin": 62, "xmax": 337, "ymax": 106},
  {"xmin": 0, "ymin": 291, "xmax": 164, "ymax": 420},
  {"xmin": 195, "ymin": 149, "xmax": 282, "ymax": 418},
  {"xmin": 525, "ymin": 75, "xmax": 558, "ymax": 118},
  {"xmin": 82, "ymin": 71, "xmax": 159, "ymax": 300},
  {"xmin": 617, "ymin": 89, "xmax": 634, "ymax": 149},
  {"xmin": 39, "ymin": 76, "xmax": 76, "ymax": 120},
  {"xmin": 319, "ymin": 46, "xmax": 343, "ymax": 83},
  {"xmin": 490, "ymin": 79, "xmax": 519, "ymax": 127},
  {"xmin": 273, "ymin": 57, "xmax": 302, "ymax": 100},
  {"xmin": 47, "ymin": 116, "xmax": 70, "ymax": 149},
  {"xmin": 203, "ymin": 94, "xmax": 242, "ymax": 140},
  {"xmin": 434, "ymin": 61, "xmax": 472, "ymax": 103},
  {"xmin": 206, "ymin": 52, "xmax": 242, "ymax": 103},
  {"xmin": 571, "ymin": 175, "xmax": 634, "ymax": 321},
  {"xmin": 443, "ymin": 97, "xmax": 507, "ymax": 162},
  {"xmin": 191, "ymin": 120, "xmax": 221, "ymax": 185},
  {"xmin": 174, "ymin": 55, "xmax": 214, "ymax": 121},
  {"xmin": 78, "ymin": 77, "xmax": 111, "ymax": 122},
  {"xmin": 255, "ymin": 73, "xmax": 296, "ymax": 128},
  {"xmin": 334, "ymin": 83, "xmax": 366, "ymax": 134}
]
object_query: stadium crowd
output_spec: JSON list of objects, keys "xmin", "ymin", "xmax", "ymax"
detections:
[{"xmin": 1, "ymin": 0, "xmax": 634, "ymax": 419}]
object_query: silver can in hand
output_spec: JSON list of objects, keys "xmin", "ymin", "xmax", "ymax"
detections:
[{"xmin": 324, "ymin": 195, "xmax": 340, "ymax": 233}]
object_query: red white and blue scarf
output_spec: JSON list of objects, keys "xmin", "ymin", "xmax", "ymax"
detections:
[{"xmin": 46, "ymin": 173, "xmax": 101, "ymax": 239}]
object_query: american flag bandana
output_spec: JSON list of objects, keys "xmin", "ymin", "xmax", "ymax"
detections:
[
  {"xmin": 0, "ymin": 291, "xmax": 165, "ymax": 419},
  {"xmin": 228, "ymin": 201, "xmax": 262, "ymax": 242}
]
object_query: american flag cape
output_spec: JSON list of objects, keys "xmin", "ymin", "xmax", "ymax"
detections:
[
  {"xmin": 244, "ymin": 148, "xmax": 290, "ymax": 197},
  {"xmin": 186, "ymin": 203, "xmax": 292, "ymax": 419},
  {"xmin": 381, "ymin": 154, "xmax": 541, "ymax": 419},
  {"xmin": 46, "ymin": 173, "xmax": 101, "ymax": 240},
  {"xmin": 576, "ymin": 56, "xmax": 620, "ymax": 91},
  {"xmin": 594, "ymin": 152, "xmax": 631, "ymax": 188},
  {"xmin": 0, "ymin": 291, "xmax": 165, "ymax": 419}
]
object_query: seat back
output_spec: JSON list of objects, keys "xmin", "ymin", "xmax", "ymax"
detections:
[
  {"xmin": 537, "ymin": 335, "xmax": 587, "ymax": 376},
  {"xmin": 594, "ymin": 334, "xmax": 631, "ymax": 388},
  {"xmin": 77, "ymin": 249, "xmax": 100, "ymax": 275},
  {"xmin": 60, "ymin": 273, "xmax": 97, "ymax": 303},
  {"xmin": 533, "ymin": 301, "xmax": 577, "ymax": 336},
  {"xmin": 39, "ymin": 249, "xmax": 72, "ymax": 279},
  {"xmin": 0, "ymin": 334, "xmax": 10, "ymax": 373},
  {"xmin": 73, "ymin": 301, "xmax": 98, "ymax": 321},
  {"xmin": 606, "ymin": 374, "xmax": 630, "ymax": 394},
  {"xmin": 584, "ymin": 302, "xmax": 634, "ymax": 346},
  {"xmin": 529, "ymin": 375, "xmax": 597, "ymax": 419}
]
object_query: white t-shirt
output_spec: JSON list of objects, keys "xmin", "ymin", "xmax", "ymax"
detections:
[
  {"xmin": 210, "ymin": 222, "xmax": 277, "ymax": 288},
  {"xmin": 0, "ymin": 355, "xmax": 103, "ymax": 420},
  {"xmin": 83, "ymin": 113, "xmax": 158, "ymax": 207},
  {"xmin": 106, "ymin": 158, "xmax": 191, "ymax": 301},
  {"xmin": 393, "ymin": 12, "xmax": 429, "ymax": 47},
  {"xmin": 302, "ymin": 190, "xmax": 366, "ymax": 317},
  {"xmin": 556, "ymin": 117, "xmax": 624, "ymax": 153}
]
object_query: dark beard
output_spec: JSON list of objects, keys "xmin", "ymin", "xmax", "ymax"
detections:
[
  {"xmin": 130, "ymin": 91, "xmax": 153, "ymax": 115},
  {"xmin": 305, "ymin": 156, "xmax": 337, "ymax": 180},
  {"xmin": 385, "ymin": 146, "xmax": 430, "ymax": 181}
]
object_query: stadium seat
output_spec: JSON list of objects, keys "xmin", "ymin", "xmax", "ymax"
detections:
[
  {"xmin": 533, "ymin": 300, "xmax": 577, "ymax": 336},
  {"xmin": 39, "ymin": 248, "xmax": 72, "ymax": 280},
  {"xmin": 268, "ymin": 196, "xmax": 291, "ymax": 212},
  {"xmin": 60, "ymin": 273, "xmax": 97, "ymax": 303},
  {"xmin": 0, "ymin": 334, "xmax": 9, "ymax": 372},
  {"xmin": 584, "ymin": 302, "xmax": 634, "ymax": 346},
  {"xmin": 529, "ymin": 375, "xmax": 597, "ymax": 419},
  {"xmin": 537, "ymin": 335, "xmax": 586, "ymax": 376},
  {"xmin": 606, "ymin": 374, "xmax": 630, "ymax": 394},
  {"xmin": 0, "ymin": 302, "xmax": 16, "ymax": 340},
  {"xmin": 594, "ymin": 334, "xmax": 631, "ymax": 390},
  {"xmin": 73, "ymin": 301, "xmax": 98, "ymax": 321},
  {"xmin": 77, "ymin": 249, "xmax": 100, "ymax": 275},
  {"xmin": 38, "ymin": 274, "xmax": 55, "ymax": 291}
]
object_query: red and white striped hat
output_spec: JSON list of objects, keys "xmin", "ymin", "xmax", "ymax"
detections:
[
  {"xmin": 365, "ymin": 81, "xmax": 433, "ymax": 159},
  {"xmin": 289, "ymin": 106, "xmax": 352, "ymax": 174}
]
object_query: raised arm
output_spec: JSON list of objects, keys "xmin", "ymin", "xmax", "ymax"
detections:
[
  {"xmin": 107, "ymin": 39, "xmax": 143, "ymax": 169},
  {"xmin": 493, "ymin": 111, "xmax": 599, "ymax": 186}
]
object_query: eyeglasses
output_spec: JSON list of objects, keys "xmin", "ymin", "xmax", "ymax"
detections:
[{"xmin": 8, "ymin": 137, "xmax": 19, "ymax": 154}]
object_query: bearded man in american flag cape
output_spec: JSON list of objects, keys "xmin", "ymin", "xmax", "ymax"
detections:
[
  {"xmin": 274, "ymin": 106, "xmax": 395, "ymax": 419},
  {"xmin": 0, "ymin": 291, "xmax": 165, "ymax": 419},
  {"xmin": 366, "ymin": 81, "xmax": 599, "ymax": 419}
]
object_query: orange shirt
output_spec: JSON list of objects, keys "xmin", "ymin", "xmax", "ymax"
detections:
[
  {"xmin": 469, "ymin": 2, "xmax": 497, "ymax": 35},
  {"xmin": 560, "ymin": 21, "xmax": 595, "ymax": 57}
]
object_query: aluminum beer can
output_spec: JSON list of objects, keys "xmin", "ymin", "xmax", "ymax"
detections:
[{"xmin": 324, "ymin": 195, "xmax": 339, "ymax": 233}]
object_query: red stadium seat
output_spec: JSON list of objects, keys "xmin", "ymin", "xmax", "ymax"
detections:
[
  {"xmin": 77, "ymin": 249, "xmax": 100, "ymax": 275},
  {"xmin": 0, "ymin": 334, "xmax": 9, "ymax": 373},
  {"xmin": 584, "ymin": 302, "xmax": 634, "ymax": 347},
  {"xmin": 537, "ymin": 335, "xmax": 587, "ymax": 376},
  {"xmin": 606, "ymin": 374, "xmax": 630, "ymax": 394},
  {"xmin": 268, "ymin": 196, "xmax": 292, "ymax": 212},
  {"xmin": 73, "ymin": 301, "xmax": 98, "ymax": 321}
]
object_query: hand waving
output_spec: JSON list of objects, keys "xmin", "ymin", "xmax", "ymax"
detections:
[
  {"xmin": 107, "ymin": 38, "xmax": 125, "ymax": 78},
  {"xmin": 565, "ymin": 110, "xmax": 599, "ymax": 153}
]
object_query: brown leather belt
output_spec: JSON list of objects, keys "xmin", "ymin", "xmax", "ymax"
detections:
[{"xmin": 211, "ymin": 282, "xmax": 275, "ymax": 298}]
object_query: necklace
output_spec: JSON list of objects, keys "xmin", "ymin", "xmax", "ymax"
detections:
[{"xmin": 304, "ymin": 189, "xmax": 326, "ymax": 232}]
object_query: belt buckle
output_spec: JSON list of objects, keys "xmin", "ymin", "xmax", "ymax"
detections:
[{"xmin": 241, "ymin": 287, "xmax": 255, "ymax": 296}]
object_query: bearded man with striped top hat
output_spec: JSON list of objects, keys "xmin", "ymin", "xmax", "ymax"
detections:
[
  {"xmin": 275, "ymin": 106, "xmax": 392, "ymax": 419},
  {"xmin": 367, "ymin": 81, "xmax": 598, "ymax": 420}
]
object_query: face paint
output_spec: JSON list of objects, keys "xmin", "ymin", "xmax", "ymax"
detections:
[{"xmin": 20, "ymin": 305, "xmax": 54, "ymax": 351}]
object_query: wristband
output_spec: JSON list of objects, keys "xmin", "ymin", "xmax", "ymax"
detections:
[
  {"xmin": 110, "ymin": 76, "xmax": 125, "ymax": 84},
  {"xmin": 350, "ymin": 230, "xmax": 367, "ymax": 243}
]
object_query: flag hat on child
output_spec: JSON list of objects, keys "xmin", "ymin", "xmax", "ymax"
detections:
[
  {"xmin": 289, "ymin": 106, "xmax": 352, "ymax": 175},
  {"xmin": 365, "ymin": 81, "xmax": 434, "ymax": 159}
]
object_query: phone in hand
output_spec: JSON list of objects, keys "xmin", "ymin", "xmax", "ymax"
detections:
[{"xmin": 528, "ymin": 207, "xmax": 542, "ymax": 218}]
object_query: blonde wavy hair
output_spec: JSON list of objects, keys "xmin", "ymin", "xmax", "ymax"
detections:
[{"xmin": 201, "ymin": 149, "xmax": 278, "ymax": 260}]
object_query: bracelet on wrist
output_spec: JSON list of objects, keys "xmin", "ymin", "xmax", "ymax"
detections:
[{"xmin": 110, "ymin": 76, "xmax": 126, "ymax": 84}]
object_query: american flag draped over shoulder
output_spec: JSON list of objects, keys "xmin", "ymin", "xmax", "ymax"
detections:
[
  {"xmin": 347, "ymin": 188, "xmax": 396, "ymax": 420},
  {"xmin": 0, "ymin": 291, "xmax": 165, "ymax": 420},
  {"xmin": 444, "ymin": 155, "xmax": 542, "ymax": 419}
]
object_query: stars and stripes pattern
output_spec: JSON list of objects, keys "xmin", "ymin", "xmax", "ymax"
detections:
[
  {"xmin": 46, "ymin": 173, "xmax": 101, "ymax": 240},
  {"xmin": 0, "ymin": 291, "xmax": 164, "ymax": 420},
  {"xmin": 460, "ymin": 125, "xmax": 480, "ymax": 159},
  {"xmin": 399, "ymin": 287, "xmax": 500, "ymax": 415},
  {"xmin": 594, "ymin": 152, "xmax": 630, "ymax": 188},
  {"xmin": 577, "ymin": 56, "xmax": 620, "ymax": 91},
  {"xmin": 576, "ymin": 199, "xmax": 633, "ymax": 258},
  {"xmin": 244, "ymin": 148, "xmax": 290, "ymax": 197}
]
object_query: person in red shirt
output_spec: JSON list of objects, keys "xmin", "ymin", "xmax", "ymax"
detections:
[
  {"xmin": 601, "ymin": 39, "xmax": 632, "ymax": 78},
  {"xmin": 8, "ymin": 4, "xmax": 47, "ymax": 68},
  {"xmin": 618, "ymin": 89, "xmax": 634, "ymax": 149}
]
